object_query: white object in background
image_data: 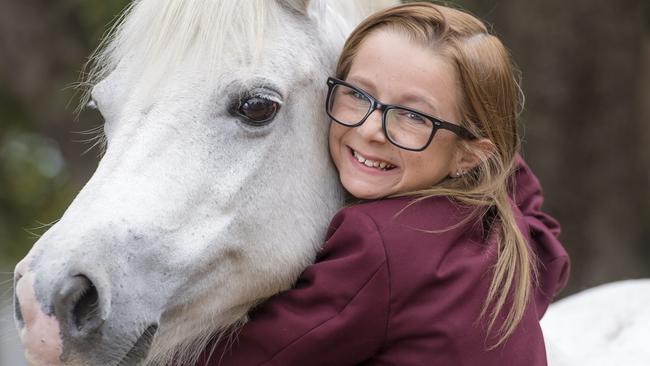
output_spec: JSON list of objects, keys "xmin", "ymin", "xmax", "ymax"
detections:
[{"xmin": 542, "ymin": 279, "xmax": 650, "ymax": 366}]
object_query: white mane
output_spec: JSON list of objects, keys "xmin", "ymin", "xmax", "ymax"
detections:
[
  {"xmin": 86, "ymin": 1, "xmax": 277, "ymax": 96},
  {"xmin": 87, "ymin": 0, "xmax": 396, "ymax": 91}
]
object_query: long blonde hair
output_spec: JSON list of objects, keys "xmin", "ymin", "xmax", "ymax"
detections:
[{"xmin": 337, "ymin": 2, "xmax": 534, "ymax": 347}]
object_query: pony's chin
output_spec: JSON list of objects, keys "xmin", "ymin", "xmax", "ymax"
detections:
[
  {"xmin": 24, "ymin": 349, "xmax": 63, "ymax": 366},
  {"xmin": 19, "ymin": 313, "xmax": 63, "ymax": 365},
  {"xmin": 22, "ymin": 330, "xmax": 63, "ymax": 366}
]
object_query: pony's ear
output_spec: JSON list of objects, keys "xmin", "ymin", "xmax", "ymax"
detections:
[{"xmin": 282, "ymin": 0, "xmax": 326, "ymax": 19}]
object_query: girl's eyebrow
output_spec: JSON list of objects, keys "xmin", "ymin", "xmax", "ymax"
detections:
[
  {"xmin": 399, "ymin": 93, "xmax": 440, "ymax": 115},
  {"xmin": 346, "ymin": 75, "xmax": 442, "ymax": 116},
  {"xmin": 345, "ymin": 75, "xmax": 376, "ymax": 92}
]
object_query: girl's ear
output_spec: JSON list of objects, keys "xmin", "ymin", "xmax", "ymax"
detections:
[{"xmin": 451, "ymin": 138, "xmax": 495, "ymax": 175}]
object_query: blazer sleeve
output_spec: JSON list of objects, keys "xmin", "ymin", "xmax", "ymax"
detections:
[
  {"xmin": 512, "ymin": 154, "xmax": 570, "ymax": 316},
  {"xmin": 197, "ymin": 209, "xmax": 390, "ymax": 366}
]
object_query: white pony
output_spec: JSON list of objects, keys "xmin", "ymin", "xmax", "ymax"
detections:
[
  {"xmin": 11, "ymin": 0, "xmax": 650, "ymax": 365},
  {"xmin": 13, "ymin": 1, "xmax": 396, "ymax": 365}
]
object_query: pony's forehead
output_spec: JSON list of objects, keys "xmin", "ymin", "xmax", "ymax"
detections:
[
  {"xmin": 85, "ymin": 0, "xmax": 331, "ymax": 113},
  {"xmin": 90, "ymin": 58, "xmax": 306, "ymax": 114}
]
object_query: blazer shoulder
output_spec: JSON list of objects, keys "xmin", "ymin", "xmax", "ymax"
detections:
[
  {"xmin": 333, "ymin": 197, "xmax": 485, "ymax": 277},
  {"xmin": 338, "ymin": 197, "xmax": 480, "ymax": 239},
  {"xmin": 336, "ymin": 196, "xmax": 473, "ymax": 228}
]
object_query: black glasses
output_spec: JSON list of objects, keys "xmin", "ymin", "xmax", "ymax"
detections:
[{"xmin": 325, "ymin": 77, "xmax": 476, "ymax": 151}]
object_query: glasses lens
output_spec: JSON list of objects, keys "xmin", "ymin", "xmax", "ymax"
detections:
[
  {"xmin": 327, "ymin": 84, "xmax": 372, "ymax": 126},
  {"xmin": 385, "ymin": 108, "xmax": 434, "ymax": 150}
]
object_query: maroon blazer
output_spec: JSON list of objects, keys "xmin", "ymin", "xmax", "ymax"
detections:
[{"xmin": 197, "ymin": 157, "xmax": 569, "ymax": 366}]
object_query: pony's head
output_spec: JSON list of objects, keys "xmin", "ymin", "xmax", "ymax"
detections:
[{"xmin": 13, "ymin": 1, "xmax": 396, "ymax": 364}]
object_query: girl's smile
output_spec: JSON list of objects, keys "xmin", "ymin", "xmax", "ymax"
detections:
[{"xmin": 348, "ymin": 147, "xmax": 398, "ymax": 173}]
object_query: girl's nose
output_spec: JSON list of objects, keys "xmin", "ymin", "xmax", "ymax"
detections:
[{"xmin": 356, "ymin": 110, "xmax": 387, "ymax": 143}]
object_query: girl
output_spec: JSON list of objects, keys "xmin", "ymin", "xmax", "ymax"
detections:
[{"xmin": 199, "ymin": 2, "xmax": 569, "ymax": 365}]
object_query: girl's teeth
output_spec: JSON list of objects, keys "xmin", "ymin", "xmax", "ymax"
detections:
[{"xmin": 353, "ymin": 150, "xmax": 394, "ymax": 170}]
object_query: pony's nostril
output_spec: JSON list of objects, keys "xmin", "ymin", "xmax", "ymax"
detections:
[
  {"xmin": 73, "ymin": 278, "xmax": 100, "ymax": 332},
  {"xmin": 55, "ymin": 275, "xmax": 104, "ymax": 337}
]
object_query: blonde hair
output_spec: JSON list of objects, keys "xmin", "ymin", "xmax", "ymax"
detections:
[{"xmin": 337, "ymin": 2, "xmax": 534, "ymax": 347}]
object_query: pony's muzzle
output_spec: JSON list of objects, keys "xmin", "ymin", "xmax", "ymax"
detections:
[
  {"xmin": 15, "ymin": 271, "xmax": 107, "ymax": 337},
  {"xmin": 53, "ymin": 274, "xmax": 105, "ymax": 338}
]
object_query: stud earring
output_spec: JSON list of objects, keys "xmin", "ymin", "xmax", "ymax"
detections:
[{"xmin": 454, "ymin": 170, "xmax": 465, "ymax": 178}]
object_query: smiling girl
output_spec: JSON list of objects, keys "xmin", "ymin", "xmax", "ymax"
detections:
[{"xmin": 199, "ymin": 3, "xmax": 569, "ymax": 365}]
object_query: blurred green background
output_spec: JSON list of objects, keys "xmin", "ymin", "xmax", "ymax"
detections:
[
  {"xmin": 0, "ymin": 0, "xmax": 131, "ymax": 264},
  {"xmin": 1, "ymin": 0, "xmax": 649, "ymax": 296}
]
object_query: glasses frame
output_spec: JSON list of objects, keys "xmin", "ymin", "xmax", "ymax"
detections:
[{"xmin": 326, "ymin": 77, "xmax": 477, "ymax": 152}]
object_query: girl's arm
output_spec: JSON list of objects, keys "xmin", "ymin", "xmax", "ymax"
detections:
[
  {"xmin": 512, "ymin": 154, "xmax": 570, "ymax": 315},
  {"xmin": 197, "ymin": 210, "xmax": 390, "ymax": 366}
]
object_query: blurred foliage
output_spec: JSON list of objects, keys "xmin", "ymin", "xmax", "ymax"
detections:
[
  {"xmin": 56, "ymin": 0, "xmax": 132, "ymax": 45},
  {"xmin": 0, "ymin": 0, "xmax": 130, "ymax": 265},
  {"xmin": 0, "ymin": 131, "xmax": 72, "ymax": 260}
]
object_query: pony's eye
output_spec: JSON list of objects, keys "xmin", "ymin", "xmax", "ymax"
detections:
[
  {"xmin": 86, "ymin": 99, "xmax": 98, "ymax": 110},
  {"xmin": 236, "ymin": 97, "xmax": 279, "ymax": 125},
  {"xmin": 85, "ymin": 97, "xmax": 105, "ymax": 121}
]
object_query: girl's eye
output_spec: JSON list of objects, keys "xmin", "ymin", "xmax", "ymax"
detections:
[
  {"xmin": 408, "ymin": 112, "xmax": 422, "ymax": 120},
  {"xmin": 236, "ymin": 97, "xmax": 280, "ymax": 125},
  {"xmin": 400, "ymin": 110, "xmax": 426, "ymax": 123},
  {"xmin": 344, "ymin": 90, "xmax": 367, "ymax": 101},
  {"xmin": 351, "ymin": 91, "xmax": 366, "ymax": 100}
]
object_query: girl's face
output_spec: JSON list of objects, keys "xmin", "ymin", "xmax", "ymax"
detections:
[{"xmin": 329, "ymin": 30, "xmax": 464, "ymax": 199}]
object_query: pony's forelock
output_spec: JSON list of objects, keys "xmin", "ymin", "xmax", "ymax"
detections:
[
  {"xmin": 84, "ymin": 0, "xmax": 398, "ymax": 92},
  {"xmin": 84, "ymin": 0, "xmax": 296, "ymax": 99}
]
